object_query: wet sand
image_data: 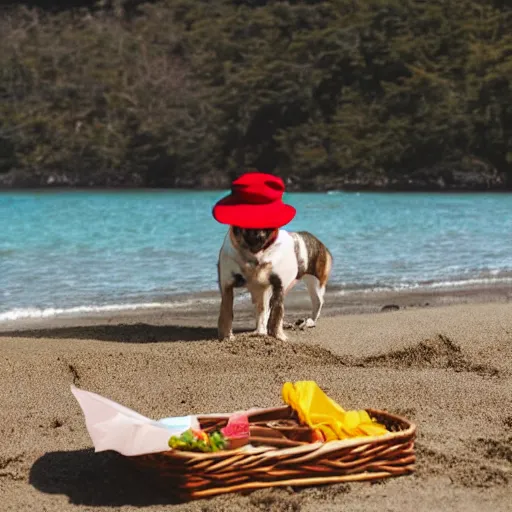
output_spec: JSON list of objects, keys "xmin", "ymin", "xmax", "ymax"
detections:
[{"xmin": 1, "ymin": 287, "xmax": 511, "ymax": 511}]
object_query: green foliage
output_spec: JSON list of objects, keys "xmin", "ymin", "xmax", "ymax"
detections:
[
  {"xmin": 0, "ymin": 0, "xmax": 511, "ymax": 188},
  {"xmin": 168, "ymin": 429, "xmax": 227, "ymax": 452},
  {"xmin": 0, "ymin": 4, "xmax": 216, "ymax": 186}
]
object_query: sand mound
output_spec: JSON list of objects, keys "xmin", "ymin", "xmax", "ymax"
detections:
[
  {"xmin": 221, "ymin": 334, "xmax": 347, "ymax": 366},
  {"xmin": 357, "ymin": 335, "xmax": 501, "ymax": 376}
]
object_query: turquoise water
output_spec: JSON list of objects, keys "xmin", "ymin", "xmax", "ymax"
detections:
[{"xmin": 1, "ymin": 190, "xmax": 512, "ymax": 320}]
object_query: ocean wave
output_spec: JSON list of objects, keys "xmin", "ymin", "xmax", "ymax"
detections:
[
  {"xmin": 0, "ymin": 291, "xmax": 255, "ymax": 323},
  {"xmin": 425, "ymin": 276, "xmax": 512, "ymax": 289},
  {"xmin": 0, "ymin": 300, "xmax": 211, "ymax": 323},
  {"xmin": 332, "ymin": 274, "xmax": 512, "ymax": 295}
]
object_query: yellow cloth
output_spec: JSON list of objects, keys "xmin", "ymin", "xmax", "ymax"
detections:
[{"xmin": 282, "ymin": 381, "xmax": 388, "ymax": 441}]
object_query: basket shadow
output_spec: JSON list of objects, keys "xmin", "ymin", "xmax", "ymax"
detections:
[
  {"xmin": 0, "ymin": 323, "xmax": 223, "ymax": 343},
  {"xmin": 29, "ymin": 448, "xmax": 182, "ymax": 506}
]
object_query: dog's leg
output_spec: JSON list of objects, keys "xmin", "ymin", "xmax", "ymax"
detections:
[
  {"xmin": 249, "ymin": 286, "xmax": 271, "ymax": 336},
  {"xmin": 262, "ymin": 286, "xmax": 273, "ymax": 333},
  {"xmin": 285, "ymin": 279, "xmax": 298, "ymax": 295},
  {"xmin": 302, "ymin": 274, "xmax": 325, "ymax": 328},
  {"xmin": 281, "ymin": 279, "xmax": 298, "ymax": 330},
  {"xmin": 267, "ymin": 274, "xmax": 287, "ymax": 341},
  {"xmin": 218, "ymin": 284, "xmax": 235, "ymax": 341}
]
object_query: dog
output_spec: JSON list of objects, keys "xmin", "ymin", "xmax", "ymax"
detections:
[{"xmin": 217, "ymin": 226, "xmax": 332, "ymax": 341}]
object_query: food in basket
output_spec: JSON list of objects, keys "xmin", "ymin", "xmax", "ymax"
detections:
[
  {"xmin": 71, "ymin": 381, "xmax": 399, "ymax": 461},
  {"xmin": 221, "ymin": 411, "xmax": 250, "ymax": 439},
  {"xmin": 169, "ymin": 413, "xmax": 253, "ymax": 452},
  {"xmin": 311, "ymin": 429, "xmax": 325, "ymax": 442},
  {"xmin": 168, "ymin": 429, "xmax": 227, "ymax": 453},
  {"xmin": 221, "ymin": 411, "xmax": 250, "ymax": 449},
  {"xmin": 166, "ymin": 382, "xmax": 390, "ymax": 453}
]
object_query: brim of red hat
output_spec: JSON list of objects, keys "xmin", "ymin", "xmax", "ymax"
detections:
[{"xmin": 212, "ymin": 197, "xmax": 296, "ymax": 229}]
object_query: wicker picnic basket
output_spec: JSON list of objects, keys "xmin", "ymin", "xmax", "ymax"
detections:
[{"xmin": 130, "ymin": 405, "xmax": 416, "ymax": 500}]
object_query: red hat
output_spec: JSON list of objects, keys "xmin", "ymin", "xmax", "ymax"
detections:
[{"xmin": 212, "ymin": 172, "xmax": 296, "ymax": 229}]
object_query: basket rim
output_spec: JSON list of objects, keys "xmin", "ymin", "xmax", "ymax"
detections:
[{"xmin": 131, "ymin": 407, "xmax": 416, "ymax": 462}]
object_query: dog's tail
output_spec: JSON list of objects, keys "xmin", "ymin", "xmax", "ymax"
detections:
[{"xmin": 321, "ymin": 246, "xmax": 333, "ymax": 288}]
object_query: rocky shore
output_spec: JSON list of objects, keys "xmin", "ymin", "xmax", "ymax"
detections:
[{"xmin": 0, "ymin": 158, "xmax": 507, "ymax": 192}]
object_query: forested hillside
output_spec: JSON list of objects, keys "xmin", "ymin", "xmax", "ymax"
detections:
[{"xmin": 1, "ymin": 0, "xmax": 511, "ymax": 190}]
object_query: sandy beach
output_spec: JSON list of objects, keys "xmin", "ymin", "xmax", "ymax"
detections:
[{"xmin": 1, "ymin": 287, "xmax": 511, "ymax": 512}]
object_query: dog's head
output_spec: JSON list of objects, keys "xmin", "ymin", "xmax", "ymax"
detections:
[{"xmin": 232, "ymin": 227, "xmax": 278, "ymax": 253}]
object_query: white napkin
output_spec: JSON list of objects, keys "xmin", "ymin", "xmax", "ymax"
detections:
[{"xmin": 71, "ymin": 385, "xmax": 199, "ymax": 456}]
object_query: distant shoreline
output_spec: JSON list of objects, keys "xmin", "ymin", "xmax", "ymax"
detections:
[{"xmin": 1, "ymin": 186, "xmax": 512, "ymax": 194}]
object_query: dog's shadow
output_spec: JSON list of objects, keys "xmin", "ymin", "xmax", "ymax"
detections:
[
  {"xmin": 29, "ymin": 449, "xmax": 180, "ymax": 506},
  {"xmin": 0, "ymin": 323, "xmax": 230, "ymax": 343}
]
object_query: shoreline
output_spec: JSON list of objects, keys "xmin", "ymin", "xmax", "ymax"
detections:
[
  {"xmin": 1, "ymin": 281, "xmax": 510, "ymax": 333},
  {"xmin": 2, "ymin": 186, "xmax": 512, "ymax": 194}
]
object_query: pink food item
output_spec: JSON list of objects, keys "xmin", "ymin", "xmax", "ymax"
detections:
[{"xmin": 221, "ymin": 412, "xmax": 250, "ymax": 439}]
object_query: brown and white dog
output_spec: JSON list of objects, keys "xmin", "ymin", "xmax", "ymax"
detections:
[{"xmin": 217, "ymin": 226, "xmax": 332, "ymax": 341}]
